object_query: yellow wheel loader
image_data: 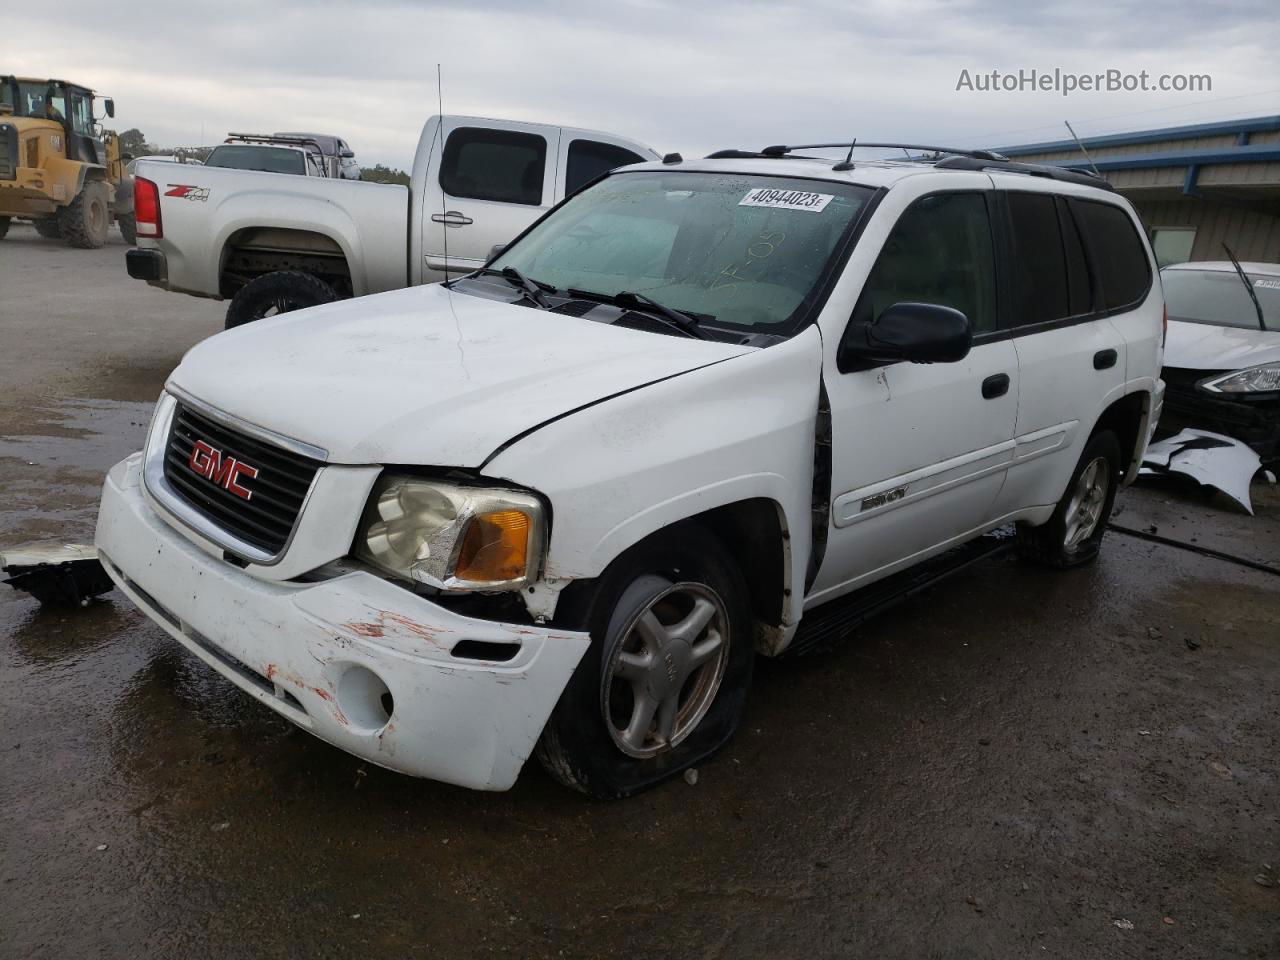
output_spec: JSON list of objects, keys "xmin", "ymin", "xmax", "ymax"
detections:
[{"xmin": 0, "ymin": 75, "xmax": 133, "ymax": 247}]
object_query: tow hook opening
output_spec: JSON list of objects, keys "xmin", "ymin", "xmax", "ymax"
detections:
[{"xmin": 336, "ymin": 665, "xmax": 393, "ymax": 731}]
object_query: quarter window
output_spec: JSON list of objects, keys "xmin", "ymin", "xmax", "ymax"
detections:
[
  {"xmin": 70, "ymin": 93, "xmax": 94, "ymax": 136},
  {"xmin": 439, "ymin": 127, "xmax": 546, "ymax": 206},
  {"xmin": 851, "ymin": 192, "xmax": 998, "ymax": 334},
  {"xmin": 1069, "ymin": 199, "xmax": 1152, "ymax": 310},
  {"xmin": 565, "ymin": 139, "xmax": 646, "ymax": 196}
]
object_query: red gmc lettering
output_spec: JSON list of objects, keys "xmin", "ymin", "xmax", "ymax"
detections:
[{"xmin": 187, "ymin": 439, "xmax": 258, "ymax": 500}]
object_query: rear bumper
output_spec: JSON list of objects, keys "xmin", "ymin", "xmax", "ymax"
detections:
[
  {"xmin": 95, "ymin": 453, "xmax": 591, "ymax": 790},
  {"xmin": 126, "ymin": 248, "xmax": 167, "ymax": 284}
]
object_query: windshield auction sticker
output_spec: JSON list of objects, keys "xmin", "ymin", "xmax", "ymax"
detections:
[{"xmin": 739, "ymin": 188, "xmax": 834, "ymax": 212}]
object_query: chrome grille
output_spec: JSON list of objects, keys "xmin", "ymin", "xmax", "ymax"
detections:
[{"xmin": 162, "ymin": 403, "xmax": 323, "ymax": 555}]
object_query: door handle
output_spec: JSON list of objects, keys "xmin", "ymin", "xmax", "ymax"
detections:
[
  {"xmin": 431, "ymin": 210, "xmax": 474, "ymax": 226},
  {"xmin": 1093, "ymin": 349, "xmax": 1118, "ymax": 370},
  {"xmin": 981, "ymin": 373, "xmax": 1010, "ymax": 399}
]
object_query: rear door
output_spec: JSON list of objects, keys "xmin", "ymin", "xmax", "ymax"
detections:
[
  {"xmin": 422, "ymin": 119, "xmax": 558, "ymax": 279},
  {"xmin": 813, "ymin": 180, "xmax": 1020, "ymax": 604},
  {"xmin": 556, "ymin": 132, "xmax": 652, "ymax": 201},
  {"xmin": 989, "ymin": 181, "xmax": 1137, "ymax": 514}
]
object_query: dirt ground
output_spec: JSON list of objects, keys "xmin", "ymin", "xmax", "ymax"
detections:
[{"xmin": 1, "ymin": 222, "xmax": 1277, "ymax": 959}]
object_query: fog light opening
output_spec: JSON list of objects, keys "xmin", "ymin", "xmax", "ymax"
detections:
[{"xmin": 335, "ymin": 665, "xmax": 393, "ymax": 732}]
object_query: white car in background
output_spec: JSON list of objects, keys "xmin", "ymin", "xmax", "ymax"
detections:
[{"xmin": 1159, "ymin": 260, "xmax": 1280, "ymax": 465}]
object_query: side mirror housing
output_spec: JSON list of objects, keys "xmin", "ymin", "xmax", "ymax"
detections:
[
  {"xmin": 486, "ymin": 243, "xmax": 507, "ymax": 263},
  {"xmin": 340, "ymin": 147, "xmax": 355, "ymax": 158},
  {"xmin": 839, "ymin": 302, "xmax": 972, "ymax": 368},
  {"xmin": 103, "ymin": 98, "xmax": 115, "ymax": 118}
]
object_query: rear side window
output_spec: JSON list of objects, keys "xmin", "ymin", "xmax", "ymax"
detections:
[
  {"xmin": 1007, "ymin": 193, "xmax": 1070, "ymax": 326},
  {"xmin": 439, "ymin": 127, "xmax": 546, "ymax": 205},
  {"xmin": 852, "ymin": 192, "xmax": 998, "ymax": 334},
  {"xmin": 1069, "ymin": 199, "xmax": 1152, "ymax": 310},
  {"xmin": 565, "ymin": 139, "xmax": 646, "ymax": 196}
]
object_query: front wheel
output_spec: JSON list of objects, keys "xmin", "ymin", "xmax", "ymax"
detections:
[
  {"xmin": 224, "ymin": 270, "xmax": 338, "ymax": 329},
  {"xmin": 59, "ymin": 180, "xmax": 110, "ymax": 248},
  {"xmin": 0, "ymin": 216, "xmax": 9, "ymax": 239},
  {"xmin": 1016, "ymin": 429, "xmax": 1122, "ymax": 568},
  {"xmin": 537, "ymin": 526, "xmax": 754, "ymax": 798}
]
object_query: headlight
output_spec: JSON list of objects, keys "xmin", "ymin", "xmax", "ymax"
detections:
[
  {"xmin": 354, "ymin": 476, "xmax": 546, "ymax": 592},
  {"xmin": 1200, "ymin": 362, "xmax": 1280, "ymax": 394}
]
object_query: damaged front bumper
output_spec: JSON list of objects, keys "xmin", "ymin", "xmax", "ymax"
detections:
[
  {"xmin": 96, "ymin": 453, "xmax": 591, "ymax": 791},
  {"xmin": 1159, "ymin": 366, "xmax": 1280, "ymax": 465}
]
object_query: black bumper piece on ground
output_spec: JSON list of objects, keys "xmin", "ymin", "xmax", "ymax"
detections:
[
  {"xmin": 125, "ymin": 248, "xmax": 166, "ymax": 283},
  {"xmin": 1159, "ymin": 366, "xmax": 1280, "ymax": 465}
]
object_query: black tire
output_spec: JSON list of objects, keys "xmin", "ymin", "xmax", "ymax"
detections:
[
  {"xmin": 536, "ymin": 525, "xmax": 754, "ymax": 798},
  {"xmin": 0, "ymin": 216, "xmax": 8, "ymax": 239},
  {"xmin": 58, "ymin": 180, "xmax": 110, "ymax": 248},
  {"xmin": 224, "ymin": 271, "xmax": 338, "ymax": 329},
  {"xmin": 1016, "ymin": 429, "xmax": 1122, "ymax": 568},
  {"xmin": 117, "ymin": 212, "xmax": 137, "ymax": 245},
  {"xmin": 34, "ymin": 218, "xmax": 63, "ymax": 239}
]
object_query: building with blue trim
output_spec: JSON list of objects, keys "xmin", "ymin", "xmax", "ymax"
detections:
[{"xmin": 997, "ymin": 115, "xmax": 1280, "ymax": 265}]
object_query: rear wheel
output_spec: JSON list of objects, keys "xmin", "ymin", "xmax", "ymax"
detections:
[
  {"xmin": 537, "ymin": 525, "xmax": 754, "ymax": 798},
  {"xmin": 224, "ymin": 271, "xmax": 338, "ymax": 329},
  {"xmin": 58, "ymin": 181, "xmax": 110, "ymax": 248},
  {"xmin": 34, "ymin": 218, "xmax": 63, "ymax": 239},
  {"xmin": 1016, "ymin": 429, "xmax": 1122, "ymax": 568},
  {"xmin": 0, "ymin": 217, "xmax": 8, "ymax": 239},
  {"xmin": 117, "ymin": 212, "xmax": 137, "ymax": 245}
]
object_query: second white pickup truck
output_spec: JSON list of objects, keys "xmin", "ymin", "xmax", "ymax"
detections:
[{"xmin": 125, "ymin": 115, "xmax": 657, "ymax": 326}]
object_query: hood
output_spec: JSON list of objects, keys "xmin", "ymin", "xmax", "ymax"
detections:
[
  {"xmin": 1163, "ymin": 319, "xmax": 1280, "ymax": 371},
  {"xmin": 168, "ymin": 284, "xmax": 751, "ymax": 467}
]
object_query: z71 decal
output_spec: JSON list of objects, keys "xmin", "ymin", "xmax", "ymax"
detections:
[{"xmin": 164, "ymin": 184, "xmax": 210, "ymax": 202}]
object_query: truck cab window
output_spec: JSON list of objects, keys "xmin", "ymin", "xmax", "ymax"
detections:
[
  {"xmin": 70, "ymin": 93, "xmax": 94, "ymax": 136},
  {"xmin": 851, "ymin": 191, "xmax": 998, "ymax": 334},
  {"xmin": 439, "ymin": 127, "xmax": 546, "ymax": 205},
  {"xmin": 565, "ymin": 140, "xmax": 646, "ymax": 196},
  {"xmin": 1007, "ymin": 192, "xmax": 1071, "ymax": 326}
]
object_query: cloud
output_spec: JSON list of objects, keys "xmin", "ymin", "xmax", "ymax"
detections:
[{"xmin": 7, "ymin": 0, "xmax": 1278, "ymax": 169}]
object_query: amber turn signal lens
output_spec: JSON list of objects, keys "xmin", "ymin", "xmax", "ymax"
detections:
[{"xmin": 454, "ymin": 510, "xmax": 531, "ymax": 583}]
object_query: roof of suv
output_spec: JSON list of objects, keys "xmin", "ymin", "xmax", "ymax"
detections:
[{"xmin": 621, "ymin": 154, "xmax": 1117, "ymax": 195}]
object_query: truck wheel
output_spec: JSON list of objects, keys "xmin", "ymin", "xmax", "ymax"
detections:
[
  {"xmin": 117, "ymin": 213, "xmax": 137, "ymax": 245},
  {"xmin": 536, "ymin": 525, "xmax": 754, "ymax": 798},
  {"xmin": 0, "ymin": 217, "xmax": 8, "ymax": 239},
  {"xmin": 225, "ymin": 271, "xmax": 338, "ymax": 329},
  {"xmin": 1016, "ymin": 429, "xmax": 1122, "ymax": 568},
  {"xmin": 34, "ymin": 218, "xmax": 63, "ymax": 239},
  {"xmin": 58, "ymin": 181, "xmax": 110, "ymax": 248}
]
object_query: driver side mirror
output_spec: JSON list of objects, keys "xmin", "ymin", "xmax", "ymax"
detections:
[
  {"xmin": 839, "ymin": 302, "xmax": 972, "ymax": 369},
  {"xmin": 340, "ymin": 147, "xmax": 355, "ymax": 158},
  {"xmin": 103, "ymin": 98, "xmax": 115, "ymax": 118}
]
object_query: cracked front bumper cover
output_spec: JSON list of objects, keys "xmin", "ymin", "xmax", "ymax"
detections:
[{"xmin": 96, "ymin": 453, "xmax": 591, "ymax": 790}]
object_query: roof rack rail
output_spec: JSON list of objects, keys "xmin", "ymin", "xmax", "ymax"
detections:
[
  {"xmin": 225, "ymin": 132, "xmax": 326, "ymax": 153},
  {"xmin": 932, "ymin": 155, "xmax": 1114, "ymax": 190},
  {"xmin": 757, "ymin": 142, "xmax": 1009, "ymax": 161}
]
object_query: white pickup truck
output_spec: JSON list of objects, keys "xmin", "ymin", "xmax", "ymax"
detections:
[{"xmin": 125, "ymin": 115, "xmax": 658, "ymax": 327}]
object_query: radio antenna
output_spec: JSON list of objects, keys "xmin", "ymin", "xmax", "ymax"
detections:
[{"xmin": 1064, "ymin": 120, "xmax": 1102, "ymax": 179}]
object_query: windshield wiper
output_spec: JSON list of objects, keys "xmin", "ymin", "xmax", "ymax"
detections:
[
  {"xmin": 1222, "ymin": 242, "xmax": 1267, "ymax": 332},
  {"xmin": 472, "ymin": 266, "xmax": 554, "ymax": 309},
  {"xmin": 567, "ymin": 288, "xmax": 707, "ymax": 340}
]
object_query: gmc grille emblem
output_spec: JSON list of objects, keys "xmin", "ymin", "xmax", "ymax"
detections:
[{"xmin": 188, "ymin": 439, "xmax": 258, "ymax": 500}]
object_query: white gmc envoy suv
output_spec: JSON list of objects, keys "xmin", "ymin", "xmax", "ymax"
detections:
[{"xmin": 96, "ymin": 143, "xmax": 1165, "ymax": 797}]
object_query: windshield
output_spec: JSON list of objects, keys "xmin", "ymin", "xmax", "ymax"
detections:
[
  {"xmin": 1, "ymin": 81, "xmax": 67, "ymax": 121},
  {"xmin": 1162, "ymin": 268, "xmax": 1280, "ymax": 332},
  {"xmin": 491, "ymin": 171, "xmax": 872, "ymax": 332},
  {"xmin": 206, "ymin": 145, "xmax": 306, "ymax": 175}
]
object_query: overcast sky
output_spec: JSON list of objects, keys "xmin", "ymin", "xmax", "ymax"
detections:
[{"xmin": 9, "ymin": 0, "xmax": 1279, "ymax": 169}]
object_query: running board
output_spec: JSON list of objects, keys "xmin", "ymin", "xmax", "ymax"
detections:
[{"xmin": 787, "ymin": 529, "xmax": 1015, "ymax": 657}]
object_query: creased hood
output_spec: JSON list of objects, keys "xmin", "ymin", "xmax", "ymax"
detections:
[
  {"xmin": 168, "ymin": 284, "xmax": 751, "ymax": 467},
  {"xmin": 1164, "ymin": 320, "xmax": 1280, "ymax": 371}
]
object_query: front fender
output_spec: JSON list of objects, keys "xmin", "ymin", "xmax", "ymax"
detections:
[{"xmin": 484, "ymin": 326, "xmax": 824, "ymax": 633}]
